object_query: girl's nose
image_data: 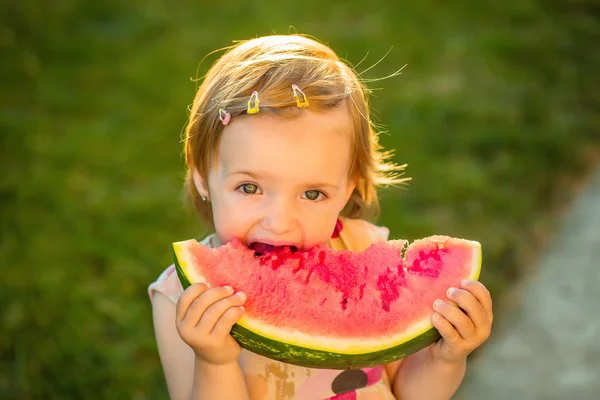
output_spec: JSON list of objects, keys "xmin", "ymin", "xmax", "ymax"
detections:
[{"xmin": 261, "ymin": 198, "xmax": 295, "ymax": 235}]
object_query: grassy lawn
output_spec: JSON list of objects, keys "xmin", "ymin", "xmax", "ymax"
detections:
[{"xmin": 2, "ymin": 0, "xmax": 599, "ymax": 397}]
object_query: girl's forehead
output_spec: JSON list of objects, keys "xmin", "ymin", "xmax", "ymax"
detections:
[
  {"xmin": 225, "ymin": 107, "xmax": 353, "ymax": 138},
  {"xmin": 216, "ymin": 109, "xmax": 354, "ymax": 178}
]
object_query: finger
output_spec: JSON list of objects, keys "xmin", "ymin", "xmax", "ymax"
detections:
[
  {"xmin": 211, "ymin": 305, "xmax": 245, "ymax": 339},
  {"xmin": 431, "ymin": 312, "xmax": 464, "ymax": 348},
  {"xmin": 460, "ymin": 280, "xmax": 493, "ymax": 319},
  {"xmin": 195, "ymin": 287, "xmax": 244, "ymax": 334},
  {"xmin": 176, "ymin": 282, "xmax": 211, "ymax": 323},
  {"xmin": 200, "ymin": 290, "xmax": 246, "ymax": 332},
  {"xmin": 446, "ymin": 287, "xmax": 489, "ymax": 332},
  {"xmin": 182, "ymin": 286, "xmax": 235, "ymax": 330},
  {"xmin": 434, "ymin": 299, "xmax": 476, "ymax": 340}
]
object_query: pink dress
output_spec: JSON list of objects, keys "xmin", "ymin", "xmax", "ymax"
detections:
[{"xmin": 148, "ymin": 217, "xmax": 398, "ymax": 400}]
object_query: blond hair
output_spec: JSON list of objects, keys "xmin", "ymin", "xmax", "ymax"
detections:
[{"xmin": 184, "ymin": 34, "xmax": 408, "ymax": 224}]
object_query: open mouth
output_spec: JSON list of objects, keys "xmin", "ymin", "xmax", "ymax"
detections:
[{"xmin": 249, "ymin": 242, "xmax": 299, "ymax": 256}]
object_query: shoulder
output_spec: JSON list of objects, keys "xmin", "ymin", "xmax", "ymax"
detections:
[
  {"xmin": 148, "ymin": 233, "xmax": 219, "ymax": 305},
  {"xmin": 341, "ymin": 217, "xmax": 390, "ymax": 241},
  {"xmin": 329, "ymin": 216, "xmax": 390, "ymax": 252},
  {"xmin": 148, "ymin": 264, "xmax": 182, "ymax": 304}
]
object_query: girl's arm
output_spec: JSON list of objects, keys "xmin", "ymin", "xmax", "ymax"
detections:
[
  {"xmin": 390, "ymin": 349, "xmax": 466, "ymax": 400},
  {"xmin": 152, "ymin": 289, "xmax": 249, "ymax": 400},
  {"xmin": 191, "ymin": 357, "xmax": 249, "ymax": 400},
  {"xmin": 152, "ymin": 292, "xmax": 195, "ymax": 399},
  {"xmin": 389, "ymin": 280, "xmax": 493, "ymax": 400}
]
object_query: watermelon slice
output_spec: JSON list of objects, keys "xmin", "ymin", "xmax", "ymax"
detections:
[{"xmin": 173, "ymin": 235, "xmax": 481, "ymax": 369}]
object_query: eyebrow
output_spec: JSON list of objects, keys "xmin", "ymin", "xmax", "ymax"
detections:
[
  {"xmin": 227, "ymin": 170, "xmax": 341, "ymax": 189},
  {"xmin": 227, "ymin": 170, "xmax": 266, "ymax": 180}
]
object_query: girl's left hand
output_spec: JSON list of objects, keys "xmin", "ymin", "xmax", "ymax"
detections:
[{"xmin": 429, "ymin": 279, "xmax": 493, "ymax": 364}]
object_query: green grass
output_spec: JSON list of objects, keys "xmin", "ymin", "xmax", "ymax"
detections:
[{"xmin": 2, "ymin": 0, "xmax": 599, "ymax": 398}]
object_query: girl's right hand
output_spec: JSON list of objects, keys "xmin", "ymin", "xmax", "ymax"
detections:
[{"xmin": 175, "ymin": 282, "xmax": 247, "ymax": 366}]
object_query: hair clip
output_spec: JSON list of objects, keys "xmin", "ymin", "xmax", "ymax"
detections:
[
  {"xmin": 292, "ymin": 84, "xmax": 309, "ymax": 108},
  {"xmin": 247, "ymin": 91, "xmax": 260, "ymax": 114},
  {"xmin": 218, "ymin": 108, "xmax": 231, "ymax": 126}
]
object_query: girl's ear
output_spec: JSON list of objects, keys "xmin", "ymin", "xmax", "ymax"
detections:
[{"xmin": 192, "ymin": 168, "xmax": 210, "ymax": 200}]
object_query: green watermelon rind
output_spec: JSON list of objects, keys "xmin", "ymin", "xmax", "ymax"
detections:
[
  {"xmin": 229, "ymin": 322, "xmax": 441, "ymax": 369},
  {"xmin": 173, "ymin": 237, "xmax": 481, "ymax": 370}
]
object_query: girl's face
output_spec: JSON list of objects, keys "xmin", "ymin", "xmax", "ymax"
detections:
[{"xmin": 195, "ymin": 107, "xmax": 357, "ymax": 251}]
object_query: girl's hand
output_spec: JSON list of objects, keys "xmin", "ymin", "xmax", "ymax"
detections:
[
  {"xmin": 429, "ymin": 279, "xmax": 493, "ymax": 365},
  {"xmin": 175, "ymin": 283, "xmax": 247, "ymax": 366}
]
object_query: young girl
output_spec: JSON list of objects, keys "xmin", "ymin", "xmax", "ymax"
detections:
[{"xmin": 149, "ymin": 34, "xmax": 493, "ymax": 400}]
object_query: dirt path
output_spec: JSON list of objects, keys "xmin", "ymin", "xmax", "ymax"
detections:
[{"xmin": 455, "ymin": 168, "xmax": 600, "ymax": 399}]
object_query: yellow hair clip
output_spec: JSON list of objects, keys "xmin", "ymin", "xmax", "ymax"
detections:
[
  {"xmin": 292, "ymin": 84, "xmax": 309, "ymax": 109},
  {"xmin": 247, "ymin": 91, "xmax": 260, "ymax": 114}
]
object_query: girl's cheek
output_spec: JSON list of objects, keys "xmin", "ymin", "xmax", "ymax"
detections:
[{"xmin": 303, "ymin": 213, "xmax": 338, "ymax": 244}]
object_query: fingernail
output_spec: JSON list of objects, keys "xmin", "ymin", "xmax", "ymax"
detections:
[
  {"xmin": 203, "ymin": 282, "xmax": 211, "ymax": 288},
  {"xmin": 224, "ymin": 286, "xmax": 233, "ymax": 294},
  {"xmin": 434, "ymin": 299, "xmax": 443, "ymax": 309},
  {"xmin": 236, "ymin": 291, "xmax": 246, "ymax": 300},
  {"xmin": 447, "ymin": 287, "xmax": 456, "ymax": 297},
  {"xmin": 461, "ymin": 279, "xmax": 469, "ymax": 287}
]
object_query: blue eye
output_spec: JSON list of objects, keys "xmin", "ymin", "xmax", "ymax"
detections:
[
  {"xmin": 238, "ymin": 183, "xmax": 259, "ymax": 194},
  {"xmin": 303, "ymin": 190, "xmax": 324, "ymax": 201}
]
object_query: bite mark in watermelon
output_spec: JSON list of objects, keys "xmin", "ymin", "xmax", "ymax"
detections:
[{"xmin": 173, "ymin": 235, "xmax": 481, "ymax": 369}]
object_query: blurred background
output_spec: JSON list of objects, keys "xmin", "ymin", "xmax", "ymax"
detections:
[{"xmin": 2, "ymin": 0, "xmax": 599, "ymax": 398}]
